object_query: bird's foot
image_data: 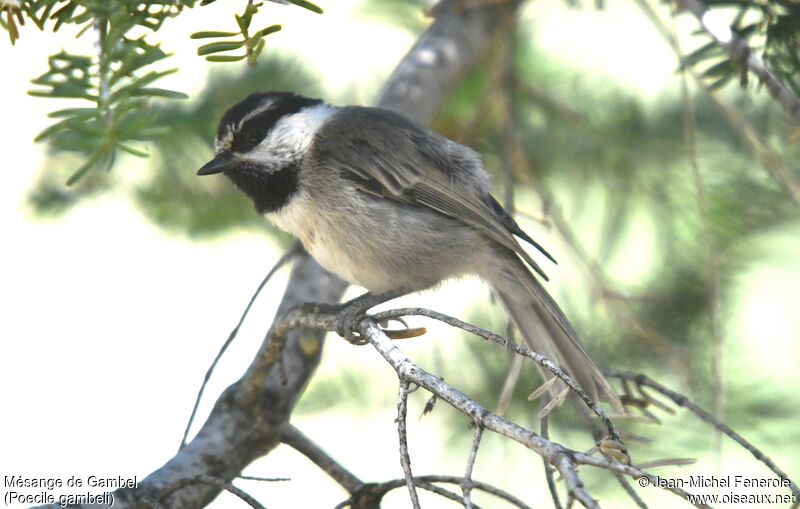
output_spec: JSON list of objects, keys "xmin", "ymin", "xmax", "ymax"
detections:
[{"xmin": 333, "ymin": 291, "xmax": 403, "ymax": 344}]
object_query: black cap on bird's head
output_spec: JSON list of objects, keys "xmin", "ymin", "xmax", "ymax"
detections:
[{"xmin": 196, "ymin": 91, "xmax": 322, "ymax": 176}]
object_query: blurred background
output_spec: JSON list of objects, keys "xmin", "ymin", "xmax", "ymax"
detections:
[{"xmin": 1, "ymin": 0, "xmax": 799, "ymax": 507}]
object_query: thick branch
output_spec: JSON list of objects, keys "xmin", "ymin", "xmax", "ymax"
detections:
[{"xmin": 376, "ymin": 0, "xmax": 521, "ymax": 124}]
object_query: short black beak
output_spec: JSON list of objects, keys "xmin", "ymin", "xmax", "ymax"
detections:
[{"xmin": 197, "ymin": 151, "xmax": 233, "ymax": 176}]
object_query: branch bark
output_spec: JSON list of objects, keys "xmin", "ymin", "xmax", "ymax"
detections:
[{"xmin": 34, "ymin": 1, "xmax": 524, "ymax": 507}]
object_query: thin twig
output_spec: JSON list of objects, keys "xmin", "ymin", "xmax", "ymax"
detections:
[
  {"xmin": 397, "ymin": 379, "xmax": 421, "ymax": 508},
  {"xmin": 613, "ymin": 472, "xmax": 649, "ymax": 509},
  {"xmin": 280, "ymin": 424, "xmax": 364, "ymax": 493},
  {"xmin": 335, "ymin": 478, "xmax": 485, "ymax": 509},
  {"xmin": 150, "ymin": 475, "xmax": 266, "ymax": 509},
  {"xmin": 93, "ymin": 15, "xmax": 112, "ymax": 126},
  {"xmin": 371, "ymin": 307, "xmax": 621, "ymax": 442},
  {"xmin": 237, "ymin": 475, "xmax": 291, "ymax": 483},
  {"xmin": 540, "ymin": 400, "xmax": 563, "ymax": 509},
  {"xmin": 463, "ymin": 425, "xmax": 484, "ymax": 509},
  {"xmin": 413, "ymin": 481, "xmax": 482, "ymax": 509},
  {"xmin": 180, "ymin": 243, "xmax": 300, "ymax": 450},
  {"xmin": 337, "ymin": 475, "xmax": 533, "ymax": 509}
]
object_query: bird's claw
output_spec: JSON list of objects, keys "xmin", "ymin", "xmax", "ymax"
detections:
[{"xmin": 335, "ymin": 301, "xmax": 370, "ymax": 345}]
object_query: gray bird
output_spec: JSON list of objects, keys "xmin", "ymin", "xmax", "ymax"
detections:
[{"xmin": 197, "ymin": 91, "xmax": 622, "ymax": 410}]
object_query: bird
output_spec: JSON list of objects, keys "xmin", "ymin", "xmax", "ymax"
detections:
[{"xmin": 197, "ymin": 90, "xmax": 622, "ymax": 411}]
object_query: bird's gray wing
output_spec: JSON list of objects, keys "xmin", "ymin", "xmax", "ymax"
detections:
[{"xmin": 311, "ymin": 106, "xmax": 549, "ymax": 279}]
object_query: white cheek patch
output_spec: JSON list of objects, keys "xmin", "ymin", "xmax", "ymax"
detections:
[{"xmin": 240, "ymin": 104, "xmax": 336, "ymax": 163}]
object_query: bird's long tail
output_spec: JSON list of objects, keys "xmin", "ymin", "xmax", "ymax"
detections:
[{"xmin": 483, "ymin": 247, "xmax": 624, "ymax": 413}]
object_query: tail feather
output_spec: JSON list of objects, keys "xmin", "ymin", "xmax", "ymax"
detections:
[{"xmin": 485, "ymin": 249, "xmax": 624, "ymax": 413}]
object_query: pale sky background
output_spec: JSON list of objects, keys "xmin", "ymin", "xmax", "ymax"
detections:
[{"xmin": 1, "ymin": 1, "xmax": 799, "ymax": 508}]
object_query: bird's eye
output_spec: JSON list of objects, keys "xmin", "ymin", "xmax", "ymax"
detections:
[{"xmin": 248, "ymin": 129, "xmax": 265, "ymax": 145}]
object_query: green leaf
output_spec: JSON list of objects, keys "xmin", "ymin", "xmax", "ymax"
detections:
[
  {"xmin": 108, "ymin": 70, "xmax": 172, "ymax": 100},
  {"xmin": 254, "ymin": 38, "xmax": 266, "ymax": 58},
  {"xmin": 49, "ymin": 3, "xmax": 76, "ymax": 32},
  {"xmin": 285, "ymin": 0, "xmax": 323, "ymax": 14},
  {"xmin": 197, "ymin": 40, "xmax": 246, "ymax": 56},
  {"xmin": 205, "ymin": 54, "xmax": 247, "ymax": 62},
  {"xmin": 132, "ymin": 126, "xmax": 170, "ymax": 139},
  {"xmin": 48, "ymin": 108, "xmax": 98, "ymax": 118},
  {"xmin": 118, "ymin": 143, "xmax": 150, "ymax": 157},
  {"xmin": 127, "ymin": 69, "xmax": 178, "ymax": 90},
  {"xmin": 28, "ymin": 84, "xmax": 95, "ymax": 100},
  {"xmin": 259, "ymin": 24, "xmax": 282, "ymax": 37},
  {"xmin": 66, "ymin": 149, "xmax": 105, "ymax": 186},
  {"xmin": 111, "ymin": 53, "xmax": 170, "ymax": 86},
  {"xmin": 191, "ymin": 30, "xmax": 239, "ymax": 39},
  {"xmin": 130, "ymin": 87, "xmax": 189, "ymax": 99},
  {"xmin": 34, "ymin": 118, "xmax": 87, "ymax": 142},
  {"xmin": 241, "ymin": 2, "xmax": 258, "ymax": 28},
  {"xmin": 234, "ymin": 13, "xmax": 247, "ymax": 32}
]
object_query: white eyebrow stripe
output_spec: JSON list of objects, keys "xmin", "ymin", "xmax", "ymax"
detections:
[
  {"xmin": 238, "ymin": 100, "xmax": 276, "ymax": 129},
  {"xmin": 216, "ymin": 99, "xmax": 277, "ymax": 152}
]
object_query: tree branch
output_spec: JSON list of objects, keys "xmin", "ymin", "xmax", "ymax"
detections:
[
  {"xmin": 118, "ymin": 297, "xmax": 797, "ymax": 508},
  {"xmin": 371, "ymin": 307, "xmax": 622, "ymax": 442},
  {"xmin": 396, "ymin": 379, "xmax": 422, "ymax": 508},
  {"xmin": 358, "ymin": 316, "xmax": 714, "ymax": 508},
  {"xmin": 336, "ymin": 475, "xmax": 532, "ymax": 509},
  {"xmin": 280, "ymin": 424, "xmax": 364, "ymax": 494},
  {"xmin": 462, "ymin": 425, "xmax": 483, "ymax": 509}
]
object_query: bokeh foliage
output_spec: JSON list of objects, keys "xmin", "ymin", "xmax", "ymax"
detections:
[{"xmin": 687, "ymin": 0, "xmax": 800, "ymax": 93}]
